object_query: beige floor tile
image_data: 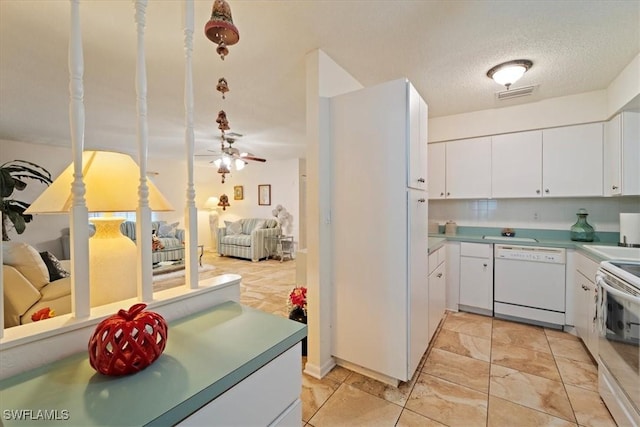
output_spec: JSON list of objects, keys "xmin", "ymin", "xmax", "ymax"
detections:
[
  {"xmin": 442, "ymin": 311, "xmax": 493, "ymax": 339},
  {"xmin": 547, "ymin": 336, "xmax": 593, "ymax": 363},
  {"xmin": 555, "ymin": 356, "xmax": 598, "ymax": 392},
  {"xmin": 564, "ymin": 384, "xmax": 617, "ymax": 427},
  {"xmin": 491, "ymin": 341, "xmax": 561, "ymax": 382},
  {"xmin": 396, "ymin": 408, "xmax": 447, "ymax": 427},
  {"xmin": 492, "ymin": 318, "xmax": 551, "ymax": 353},
  {"xmin": 488, "ymin": 396, "xmax": 578, "ymax": 427},
  {"xmin": 544, "ymin": 328, "xmax": 581, "ymax": 342},
  {"xmin": 405, "ymin": 373, "xmax": 488, "ymax": 427},
  {"xmin": 432, "ymin": 328, "xmax": 491, "ymax": 362},
  {"xmin": 422, "ymin": 348, "xmax": 490, "ymax": 393},
  {"xmin": 301, "ymin": 371, "xmax": 341, "ymax": 422},
  {"xmin": 344, "ymin": 371, "xmax": 415, "ymax": 406},
  {"xmin": 308, "ymin": 383, "xmax": 403, "ymax": 427},
  {"xmin": 323, "ymin": 365, "xmax": 352, "ymax": 383},
  {"xmin": 490, "ymin": 364, "xmax": 576, "ymax": 423}
]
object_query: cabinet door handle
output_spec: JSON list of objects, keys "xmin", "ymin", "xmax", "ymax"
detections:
[
  {"xmin": 612, "ymin": 185, "xmax": 618, "ymax": 190},
  {"xmin": 582, "ymin": 284, "xmax": 588, "ymax": 291},
  {"xmin": 536, "ymin": 189, "xmax": 540, "ymax": 194},
  {"xmin": 446, "ymin": 192, "xmax": 450, "ymax": 196},
  {"xmin": 483, "ymin": 263, "xmax": 488, "ymax": 268},
  {"xmin": 545, "ymin": 189, "xmax": 550, "ymax": 194},
  {"xmin": 418, "ymin": 198, "xmax": 426, "ymax": 203},
  {"xmin": 436, "ymin": 273, "xmax": 443, "ymax": 278},
  {"xmin": 417, "ymin": 178, "xmax": 425, "ymax": 183},
  {"xmin": 440, "ymin": 192, "xmax": 444, "ymax": 196}
]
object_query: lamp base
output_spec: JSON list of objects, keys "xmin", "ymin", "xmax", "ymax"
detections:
[{"xmin": 89, "ymin": 217, "xmax": 137, "ymax": 307}]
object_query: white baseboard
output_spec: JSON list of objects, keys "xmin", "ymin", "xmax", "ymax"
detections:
[{"xmin": 303, "ymin": 357, "xmax": 335, "ymax": 380}]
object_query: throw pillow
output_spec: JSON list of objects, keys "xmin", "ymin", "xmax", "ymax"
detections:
[
  {"xmin": 225, "ymin": 220, "xmax": 243, "ymax": 235},
  {"xmin": 252, "ymin": 220, "xmax": 266, "ymax": 232},
  {"xmin": 158, "ymin": 222, "xmax": 179, "ymax": 238},
  {"xmin": 39, "ymin": 251, "xmax": 71, "ymax": 282},
  {"xmin": 2, "ymin": 241, "xmax": 50, "ymax": 290}
]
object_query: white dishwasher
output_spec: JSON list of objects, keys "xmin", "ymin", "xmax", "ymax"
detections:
[{"xmin": 494, "ymin": 244, "xmax": 566, "ymax": 328}]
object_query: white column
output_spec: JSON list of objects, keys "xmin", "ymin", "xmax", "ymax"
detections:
[
  {"xmin": 133, "ymin": 0, "xmax": 153, "ymax": 302},
  {"xmin": 69, "ymin": 0, "xmax": 90, "ymax": 319},
  {"xmin": 183, "ymin": 0, "xmax": 198, "ymax": 288}
]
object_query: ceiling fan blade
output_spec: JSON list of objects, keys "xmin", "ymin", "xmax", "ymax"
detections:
[{"xmin": 239, "ymin": 155, "xmax": 266, "ymax": 162}]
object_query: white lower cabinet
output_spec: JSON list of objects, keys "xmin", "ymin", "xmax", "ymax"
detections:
[
  {"xmin": 428, "ymin": 246, "xmax": 447, "ymax": 341},
  {"xmin": 177, "ymin": 344, "xmax": 302, "ymax": 427},
  {"xmin": 459, "ymin": 243, "xmax": 493, "ymax": 315},
  {"xmin": 574, "ymin": 252, "xmax": 599, "ymax": 358}
]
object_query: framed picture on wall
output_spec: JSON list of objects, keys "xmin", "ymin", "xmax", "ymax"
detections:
[
  {"xmin": 234, "ymin": 185, "xmax": 244, "ymax": 200},
  {"xmin": 258, "ymin": 184, "xmax": 271, "ymax": 206}
]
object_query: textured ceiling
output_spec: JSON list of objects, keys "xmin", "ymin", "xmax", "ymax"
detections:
[{"xmin": 1, "ymin": 1, "xmax": 639, "ymax": 161}]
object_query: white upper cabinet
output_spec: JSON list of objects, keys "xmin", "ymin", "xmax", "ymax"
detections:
[
  {"xmin": 428, "ymin": 142, "xmax": 446, "ymax": 199},
  {"xmin": 491, "ymin": 130, "xmax": 543, "ymax": 198},
  {"xmin": 604, "ymin": 112, "xmax": 640, "ymax": 196},
  {"xmin": 408, "ymin": 84, "xmax": 428, "ymax": 190},
  {"xmin": 542, "ymin": 123, "xmax": 603, "ymax": 197},
  {"xmin": 446, "ymin": 136, "xmax": 492, "ymax": 199}
]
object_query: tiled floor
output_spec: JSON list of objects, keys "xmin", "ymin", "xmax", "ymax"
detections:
[{"xmin": 190, "ymin": 253, "xmax": 618, "ymax": 427}]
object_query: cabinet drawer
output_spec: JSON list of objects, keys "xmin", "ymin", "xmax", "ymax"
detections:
[
  {"xmin": 460, "ymin": 242, "xmax": 492, "ymax": 258},
  {"xmin": 576, "ymin": 252, "xmax": 599, "ymax": 282}
]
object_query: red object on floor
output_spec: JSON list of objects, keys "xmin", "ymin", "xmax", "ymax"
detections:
[{"xmin": 88, "ymin": 303, "xmax": 168, "ymax": 376}]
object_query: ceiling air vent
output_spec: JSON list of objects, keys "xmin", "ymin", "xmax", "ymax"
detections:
[{"xmin": 496, "ymin": 85, "xmax": 537, "ymax": 100}]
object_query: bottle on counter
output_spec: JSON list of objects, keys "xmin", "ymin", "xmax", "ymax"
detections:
[{"xmin": 570, "ymin": 208, "xmax": 595, "ymax": 242}]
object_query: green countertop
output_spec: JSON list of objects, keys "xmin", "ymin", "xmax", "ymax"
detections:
[{"xmin": 0, "ymin": 302, "xmax": 307, "ymax": 427}]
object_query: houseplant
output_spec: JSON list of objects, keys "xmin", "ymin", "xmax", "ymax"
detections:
[
  {"xmin": 0, "ymin": 160, "xmax": 52, "ymax": 241},
  {"xmin": 287, "ymin": 286, "xmax": 307, "ymax": 355}
]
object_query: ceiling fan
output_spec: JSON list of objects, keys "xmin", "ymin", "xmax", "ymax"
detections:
[{"xmin": 196, "ymin": 133, "xmax": 266, "ymax": 183}]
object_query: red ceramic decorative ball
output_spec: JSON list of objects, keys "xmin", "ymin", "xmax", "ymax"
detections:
[{"xmin": 88, "ymin": 303, "xmax": 168, "ymax": 376}]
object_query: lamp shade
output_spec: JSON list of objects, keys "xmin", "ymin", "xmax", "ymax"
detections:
[
  {"xmin": 25, "ymin": 151, "xmax": 174, "ymax": 214},
  {"xmin": 204, "ymin": 196, "xmax": 220, "ymax": 209}
]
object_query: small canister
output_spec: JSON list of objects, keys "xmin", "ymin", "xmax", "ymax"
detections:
[{"xmin": 445, "ymin": 220, "xmax": 457, "ymax": 236}]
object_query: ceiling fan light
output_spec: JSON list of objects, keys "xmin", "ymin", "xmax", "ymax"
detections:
[
  {"xmin": 487, "ymin": 59, "xmax": 533, "ymax": 89},
  {"xmin": 222, "ymin": 156, "xmax": 231, "ymax": 166},
  {"xmin": 235, "ymin": 159, "xmax": 246, "ymax": 170},
  {"xmin": 213, "ymin": 158, "xmax": 222, "ymax": 168}
]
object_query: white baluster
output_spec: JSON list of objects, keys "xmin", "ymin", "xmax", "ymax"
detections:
[
  {"xmin": 134, "ymin": 0, "xmax": 153, "ymax": 301},
  {"xmin": 69, "ymin": 0, "xmax": 90, "ymax": 319},
  {"xmin": 184, "ymin": 0, "xmax": 198, "ymax": 289}
]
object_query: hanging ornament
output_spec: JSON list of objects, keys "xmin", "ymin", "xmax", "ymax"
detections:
[
  {"xmin": 218, "ymin": 194, "xmax": 230, "ymax": 210},
  {"xmin": 216, "ymin": 77, "xmax": 229, "ymax": 99},
  {"xmin": 216, "ymin": 110, "xmax": 230, "ymax": 131},
  {"xmin": 204, "ymin": 0, "xmax": 239, "ymax": 60}
]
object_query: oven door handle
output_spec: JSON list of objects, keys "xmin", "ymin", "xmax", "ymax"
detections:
[{"xmin": 596, "ymin": 274, "xmax": 640, "ymax": 304}]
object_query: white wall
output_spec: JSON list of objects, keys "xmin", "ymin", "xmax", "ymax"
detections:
[{"xmin": 1, "ymin": 139, "xmax": 301, "ymax": 256}]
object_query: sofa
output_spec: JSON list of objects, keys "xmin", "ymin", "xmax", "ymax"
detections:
[
  {"xmin": 62, "ymin": 221, "xmax": 186, "ymax": 264},
  {"xmin": 120, "ymin": 221, "xmax": 186, "ymax": 264},
  {"xmin": 217, "ymin": 218, "xmax": 281, "ymax": 261},
  {"xmin": 2, "ymin": 241, "xmax": 71, "ymax": 328}
]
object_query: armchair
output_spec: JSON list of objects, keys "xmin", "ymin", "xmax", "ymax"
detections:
[{"xmin": 217, "ymin": 218, "xmax": 281, "ymax": 261}]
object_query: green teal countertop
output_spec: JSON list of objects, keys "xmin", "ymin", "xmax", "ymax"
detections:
[{"xmin": 0, "ymin": 302, "xmax": 307, "ymax": 426}]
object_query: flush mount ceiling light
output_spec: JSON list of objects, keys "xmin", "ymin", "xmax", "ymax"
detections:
[{"xmin": 487, "ymin": 59, "xmax": 533, "ymax": 90}]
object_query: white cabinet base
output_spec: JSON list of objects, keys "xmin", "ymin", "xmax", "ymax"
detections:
[{"xmin": 494, "ymin": 302, "xmax": 564, "ymax": 329}]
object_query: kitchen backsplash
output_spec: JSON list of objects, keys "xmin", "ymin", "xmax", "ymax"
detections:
[{"xmin": 429, "ymin": 196, "xmax": 640, "ymax": 232}]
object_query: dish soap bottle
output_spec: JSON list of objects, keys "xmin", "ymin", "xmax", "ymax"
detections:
[{"xmin": 570, "ymin": 208, "xmax": 595, "ymax": 242}]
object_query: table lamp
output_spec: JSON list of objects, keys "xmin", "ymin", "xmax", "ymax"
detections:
[
  {"xmin": 204, "ymin": 196, "xmax": 220, "ymax": 251},
  {"xmin": 25, "ymin": 151, "xmax": 173, "ymax": 307}
]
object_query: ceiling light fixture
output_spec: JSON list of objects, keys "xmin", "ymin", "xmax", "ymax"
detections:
[{"xmin": 487, "ymin": 59, "xmax": 533, "ymax": 90}]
